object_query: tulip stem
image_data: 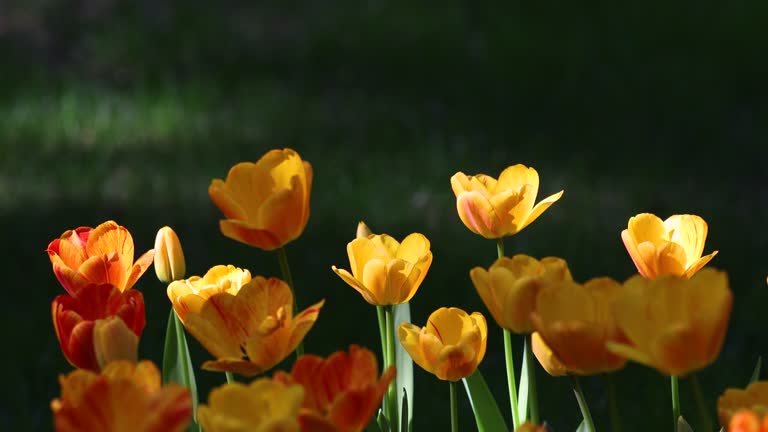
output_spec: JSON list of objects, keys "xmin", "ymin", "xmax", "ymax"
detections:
[
  {"xmin": 570, "ymin": 374, "xmax": 595, "ymax": 432},
  {"xmin": 497, "ymin": 238, "xmax": 505, "ymax": 258},
  {"xmin": 225, "ymin": 372, "xmax": 235, "ymax": 384},
  {"xmin": 503, "ymin": 329, "xmax": 521, "ymax": 429},
  {"xmin": 277, "ymin": 246, "xmax": 303, "ymax": 357},
  {"xmin": 450, "ymin": 380, "xmax": 459, "ymax": 432},
  {"xmin": 605, "ymin": 373, "xmax": 622, "ymax": 432},
  {"xmin": 671, "ymin": 375, "xmax": 680, "ymax": 431},
  {"xmin": 385, "ymin": 305, "xmax": 399, "ymax": 432},
  {"xmin": 524, "ymin": 333, "xmax": 540, "ymax": 423},
  {"xmin": 690, "ymin": 373, "xmax": 713, "ymax": 432},
  {"xmin": 377, "ymin": 306, "xmax": 388, "ymax": 365}
]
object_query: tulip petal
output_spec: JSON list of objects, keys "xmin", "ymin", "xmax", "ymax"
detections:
[
  {"xmin": 517, "ymin": 189, "xmax": 564, "ymax": 232},
  {"xmin": 656, "ymin": 242, "xmax": 688, "ymax": 277},
  {"xmin": 496, "ymin": 164, "xmax": 539, "ymax": 195},
  {"xmin": 257, "ymin": 176, "xmax": 306, "ymax": 244},
  {"xmin": 627, "ymin": 213, "xmax": 668, "ymax": 246},
  {"xmin": 361, "ymin": 259, "xmax": 389, "ymax": 304},
  {"xmin": 450, "ymin": 172, "xmax": 472, "ymax": 196},
  {"xmin": 219, "ymin": 219, "xmax": 282, "ymax": 250},
  {"xmin": 331, "ymin": 266, "xmax": 378, "ymax": 305},
  {"xmin": 532, "ymin": 332, "xmax": 567, "ymax": 376},
  {"xmin": 398, "ymin": 323, "xmax": 429, "ymax": 372},
  {"xmin": 52, "ymin": 261, "xmax": 91, "ymax": 296},
  {"xmin": 208, "ymin": 178, "xmax": 249, "ymax": 220},
  {"xmin": 684, "ymin": 250, "xmax": 719, "ymax": 278},
  {"xmin": 605, "ymin": 341, "xmax": 655, "ymax": 369},
  {"xmin": 456, "ymin": 191, "xmax": 502, "ymax": 238},
  {"xmin": 124, "ymin": 249, "xmax": 156, "ymax": 292},
  {"xmin": 665, "ymin": 215, "xmax": 708, "ymax": 267},
  {"xmin": 621, "ymin": 229, "xmax": 655, "ymax": 278}
]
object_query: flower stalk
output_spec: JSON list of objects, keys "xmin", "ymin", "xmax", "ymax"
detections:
[
  {"xmin": 671, "ymin": 375, "xmax": 680, "ymax": 430},
  {"xmin": 571, "ymin": 374, "xmax": 595, "ymax": 432},
  {"xmin": 450, "ymin": 380, "xmax": 459, "ymax": 432},
  {"xmin": 497, "ymin": 238, "xmax": 521, "ymax": 428},
  {"xmin": 278, "ymin": 246, "xmax": 303, "ymax": 357},
  {"xmin": 385, "ymin": 305, "xmax": 399, "ymax": 432}
]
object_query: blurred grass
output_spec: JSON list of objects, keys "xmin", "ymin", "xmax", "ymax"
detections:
[{"xmin": 2, "ymin": 1, "xmax": 768, "ymax": 431}]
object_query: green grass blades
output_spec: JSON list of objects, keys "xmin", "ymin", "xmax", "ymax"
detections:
[
  {"xmin": 394, "ymin": 302, "xmax": 414, "ymax": 430},
  {"xmin": 749, "ymin": 356, "xmax": 762, "ymax": 384},
  {"xmin": 462, "ymin": 370, "xmax": 508, "ymax": 432},
  {"xmin": 162, "ymin": 309, "xmax": 200, "ymax": 432}
]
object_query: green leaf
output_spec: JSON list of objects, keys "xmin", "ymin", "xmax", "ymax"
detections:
[
  {"xmin": 462, "ymin": 369, "xmax": 509, "ymax": 432},
  {"xmin": 162, "ymin": 309, "xmax": 200, "ymax": 432},
  {"xmin": 575, "ymin": 420, "xmax": 587, "ymax": 432},
  {"xmin": 377, "ymin": 409, "xmax": 391, "ymax": 432},
  {"xmin": 677, "ymin": 415, "xmax": 694, "ymax": 432},
  {"xmin": 749, "ymin": 356, "xmax": 762, "ymax": 384},
  {"xmin": 517, "ymin": 341, "xmax": 530, "ymax": 421},
  {"xmin": 400, "ymin": 388, "xmax": 411, "ymax": 432},
  {"xmin": 394, "ymin": 302, "xmax": 414, "ymax": 428}
]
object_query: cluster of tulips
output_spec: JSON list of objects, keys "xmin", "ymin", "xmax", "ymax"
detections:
[{"xmin": 46, "ymin": 148, "xmax": 767, "ymax": 432}]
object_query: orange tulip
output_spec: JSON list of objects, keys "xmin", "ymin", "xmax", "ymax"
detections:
[
  {"xmin": 470, "ymin": 254, "xmax": 572, "ymax": 334},
  {"xmin": 51, "ymin": 360, "xmax": 191, "ymax": 432},
  {"xmin": 718, "ymin": 382, "xmax": 768, "ymax": 428},
  {"xmin": 726, "ymin": 410, "xmax": 768, "ymax": 432},
  {"xmin": 52, "ymin": 283, "xmax": 145, "ymax": 371},
  {"xmin": 451, "ymin": 164, "xmax": 563, "ymax": 239},
  {"xmin": 530, "ymin": 277, "xmax": 627, "ymax": 375},
  {"xmin": 608, "ymin": 268, "xmax": 732, "ymax": 376},
  {"xmin": 209, "ymin": 148, "xmax": 313, "ymax": 250},
  {"xmin": 47, "ymin": 220, "xmax": 155, "ymax": 295},
  {"xmin": 170, "ymin": 270, "xmax": 323, "ymax": 376},
  {"xmin": 398, "ymin": 307, "xmax": 487, "ymax": 381},
  {"xmin": 274, "ymin": 345, "xmax": 396, "ymax": 432},
  {"xmin": 621, "ymin": 213, "xmax": 718, "ymax": 279}
]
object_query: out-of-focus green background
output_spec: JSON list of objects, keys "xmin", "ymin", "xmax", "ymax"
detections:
[{"xmin": 2, "ymin": 1, "xmax": 767, "ymax": 430}]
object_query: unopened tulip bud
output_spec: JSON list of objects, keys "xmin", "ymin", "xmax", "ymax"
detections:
[
  {"xmin": 356, "ymin": 221, "xmax": 372, "ymax": 239},
  {"xmin": 154, "ymin": 226, "xmax": 186, "ymax": 283},
  {"xmin": 93, "ymin": 317, "xmax": 139, "ymax": 370}
]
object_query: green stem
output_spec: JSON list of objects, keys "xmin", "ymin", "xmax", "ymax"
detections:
[
  {"xmin": 277, "ymin": 246, "xmax": 303, "ymax": 357},
  {"xmin": 690, "ymin": 373, "xmax": 712, "ymax": 432},
  {"xmin": 497, "ymin": 238, "xmax": 505, "ymax": 259},
  {"xmin": 503, "ymin": 330, "xmax": 521, "ymax": 429},
  {"xmin": 570, "ymin": 374, "xmax": 596, "ymax": 432},
  {"xmin": 671, "ymin": 375, "xmax": 680, "ymax": 431},
  {"xmin": 385, "ymin": 305, "xmax": 399, "ymax": 432},
  {"xmin": 377, "ymin": 306, "xmax": 388, "ymax": 364},
  {"xmin": 524, "ymin": 333, "xmax": 539, "ymax": 423},
  {"xmin": 450, "ymin": 380, "xmax": 459, "ymax": 432},
  {"xmin": 225, "ymin": 372, "xmax": 235, "ymax": 384},
  {"xmin": 606, "ymin": 373, "xmax": 622, "ymax": 432}
]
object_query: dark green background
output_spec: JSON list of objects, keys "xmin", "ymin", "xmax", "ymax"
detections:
[{"xmin": 2, "ymin": 1, "xmax": 767, "ymax": 430}]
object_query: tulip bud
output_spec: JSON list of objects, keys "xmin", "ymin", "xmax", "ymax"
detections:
[
  {"xmin": 154, "ymin": 226, "xmax": 186, "ymax": 283},
  {"xmin": 93, "ymin": 317, "xmax": 139, "ymax": 370},
  {"xmin": 356, "ymin": 221, "xmax": 372, "ymax": 239}
]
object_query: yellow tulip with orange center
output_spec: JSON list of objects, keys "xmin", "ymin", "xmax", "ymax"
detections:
[
  {"xmin": 530, "ymin": 277, "xmax": 627, "ymax": 376},
  {"xmin": 209, "ymin": 148, "xmax": 313, "ymax": 251},
  {"xmin": 621, "ymin": 213, "xmax": 718, "ymax": 279},
  {"xmin": 198, "ymin": 378, "xmax": 305, "ymax": 432},
  {"xmin": 469, "ymin": 254, "xmax": 572, "ymax": 334},
  {"xmin": 51, "ymin": 360, "xmax": 192, "ymax": 432},
  {"xmin": 47, "ymin": 220, "xmax": 155, "ymax": 295},
  {"xmin": 398, "ymin": 307, "xmax": 487, "ymax": 381},
  {"xmin": 167, "ymin": 265, "xmax": 324, "ymax": 375},
  {"xmin": 718, "ymin": 381, "xmax": 768, "ymax": 429},
  {"xmin": 451, "ymin": 164, "xmax": 563, "ymax": 238},
  {"xmin": 331, "ymin": 230, "xmax": 433, "ymax": 305},
  {"xmin": 607, "ymin": 268, "xmax": 732, "ymax": 376}
]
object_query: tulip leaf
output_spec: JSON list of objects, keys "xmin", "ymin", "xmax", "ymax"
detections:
[
  {"xmin": 377, "ymin": 410, "xmax": 391, "ymax": 432},
  {"xmin": 575, "ymin": 420, "xmax": 587, "ymax": 432},
  {"xmin": 394, "ymin": 302, "xmax": 414, "ymax": 428},
  {"xmin": 162, "ymin": 309, "xmax": 200, "ymax": 432},
  {"xmin": 517, "ymin": 341, "xmax": 530, "ymax": 421},
  {"xmin": 462, "ymin": 369, "xmax": 509, "ymax": 432},
  {"xmin": 749, "ymin": 356, "xmax": 762, "ymax": 384},
  {"xmin": 401, "ymin": 388, "xmax": 411, "ymax": 432},
  {"xmin": 677, "ymin": 415, "xmax": 694, "ymax": 432}
]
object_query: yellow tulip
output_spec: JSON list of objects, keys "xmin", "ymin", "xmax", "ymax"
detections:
[
  {"xmin": 398, "ymin": 307, "xmax": 487, "ymax": 381},
  {"xmin": 332, "ymin": 231, "xmax": 432, "ymax": 305},
  {"xmin": 531, "ymin": 332, "xmax": 567, "ymax": 377},
  {"xmin": 451, "ymin": 164, "xmax": 563, "ymax": 238},
  {"xmin": 209, "ymin": 148, "xmax": 313, "ymax": 251},
  {"xmin": 154, "ymin": 226, "xmax": 186, "ymax": 283},
  {"xmin": 469, "ymin": 255, "xmax": 571, "ymax": 334},
  {"xmin": 621, "ymin": 213, "xmax": 718, "ymax": 279},
  {"xmin": 167, "ymin": 264, "xmax": 252, "ymax": 322},
  {"xmin": 607, "ymin": 268, "xmax": 732, "ymax": 376},
  {"xmin": 530, "ymin": 277, "xmax": 627, "ymax": 375},
  {"xmin": 718, "ymin": 382, "xmax": 768, "ymax": 428},
  {"xmin": 198, "ymin": 378, "xmax": 304, "ymax": 432}
]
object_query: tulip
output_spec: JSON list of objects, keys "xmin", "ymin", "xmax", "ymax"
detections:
[
  {"xmin": 198, "ymin": 378, "xmax": 304, "ymax": 432},
  {"xmin": 726, "ymin": 410, "xmax": 768, "ymax": 432},
  {"xmin": 154, "ymin": 226, "xmax": 186, "ymax": 283},
  {"xmin": 209, "ymin": 148, "xmax": 313, "ymax": 250},
  {"xmin": 607, "ymin": 268, "xmax": 732, "ymax": 376},
  {"xmin": 51, "ymin": 360, "xmax": 192, "ymax": 432},
  {"xmin": 470, "ymin": 254, "xmax": 571, "ymax": 334},
  {"xmin": 621, "ymin": 213, "xmax": 718, "ymax": 279},
  {"xmin": 274, "ymin": 345, "xmax": 396, "ymax": 432},
  {"xmin": 398, "ymin": 307, "xmax": 487, "ymax": 381},
  {"xmin": 171, "ymin": 273, "xmax": 324, "ymax": 376},
  {"xmin": 516, "ymin": 422, "xmax": 549, "ymax": 432},
  {"xmin": 47, "ymin": 220, "xmax": 155, "ymax": 295},
  {"xmin": 167, "ymin": 264, "xmax": 252, "ymax": 322},
  {"xmin": 530, "ymin": 277, "xmax": 627, "ymax": 375},
  {"xmin": 531, "ymin": 332, "xmax": 567, "ymax": 377},
  {"xmin": 332, "ymin": 231, "xmax": 432, "ymax": 305},
  {"xmin": 52, "ymin": 283, "xmax": 145, "ymax": 371},
  {"xmin": 718, "ymin": 382, "xmax": 768, "ymax": 428},
  {"xmin": 451, "ymin": 164, "xmax": 563, "ymax": 239}
]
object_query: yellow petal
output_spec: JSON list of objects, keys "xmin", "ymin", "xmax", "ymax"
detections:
[
  {"xmin": 456, "ymin": 191, "xmax": 502, "ymax": 238},
  {"xmin": 532, "ymin": 332, "xmax": 567, "ymax": 376},
  {"xmin": 496, "ymin": 164, "xmax": 539, "ymax": 194},
  {"xmin": 626, "ymin": 213, "xmax": 668, "ymax": 246},
  {"xmin": 331, "ymin": 266, "xmax": 378, "ymax": 304},
  {"xmin": 664, "ymin": 215, "xmax": 708, "ymax": 267},
  {"xmin": 517, "ymin": 189, "xmax": 564, "ymax": 233},
  {"xmin": 684, "ymin": 250, "xmax": 719, "ymax": 278}
]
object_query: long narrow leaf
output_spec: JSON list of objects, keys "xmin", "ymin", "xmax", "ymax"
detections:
[
  {"xmin": 394, "ymin": 302, "xmax": 414, "ymax": 428},
  {"xmin": 749, "ymin": 356, "xmax": 762, "ymax": 384},
  {"xmin": 162, "ymin": 309, "xmax": 200, "ymax": 432},
  {"xmin": 575, "ymin": 420, "xmax": 587, "ymax": 432},
  {"xmin": 678, "ymin": 416, "xmax": 694, "ymax": 432},
  {"xmin": 401, "ymin": 389, "xmax": 410, "ymax": 432},
  {"xmin": 517, "ymin": 342, "xmax": 530, "ymax": 421},
  {"xmin": 462, "ymin": 370, "xmax": 509, "ymax": 432}
]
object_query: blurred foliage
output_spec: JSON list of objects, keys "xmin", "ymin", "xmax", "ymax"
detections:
[{"xmin": 1, "ymin": 1, "xmax": 767, "ymax": 431}]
